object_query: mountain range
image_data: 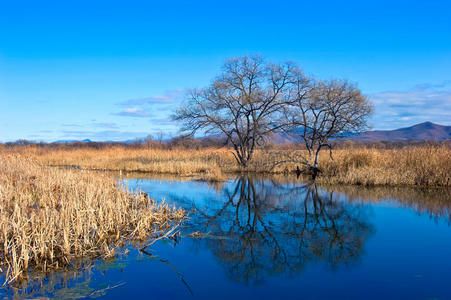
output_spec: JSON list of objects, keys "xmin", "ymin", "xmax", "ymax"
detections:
[
  {"xmin": 47, "ymin": 122, "xmax": 450, "ymax": 144},
  {"xmin": 348, "ymin": 122, "xmax": 451, "ymax": 142},
  {"xmin": 269, "ymin": 122, "xmax": 451, "ymax": 144}
]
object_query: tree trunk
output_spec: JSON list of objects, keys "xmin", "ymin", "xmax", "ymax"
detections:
[{"xmin": 309, "ymin": 166, "xmax": 321, "ymax": 180}]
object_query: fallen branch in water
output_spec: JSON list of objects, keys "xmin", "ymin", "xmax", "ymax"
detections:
[
  {"xmin": 140, "ymin": 222, "xmax": 182, "ymax": 251},
  {"xmin": 88, "ymin": 281, "xmax": 126, "ymax": 297},
  {"xmin": 141, "ymin": 249, "xmax": 193, "ymax": 296}
]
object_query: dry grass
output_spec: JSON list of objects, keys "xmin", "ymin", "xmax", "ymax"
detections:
[
  {"xmin": 0, "ymin": 154, "xmax": 186, "ymax": 284},
  {"xmin": 3, "ymin": 145, "xmax": 451, "ymax": 186},
  {"xmin": 21, "ymin": 147, "xmax": 234, "ymax": 175},
  {"xmin": 316, "ymin": 146, "xmax": 451, "ymax": 186}
]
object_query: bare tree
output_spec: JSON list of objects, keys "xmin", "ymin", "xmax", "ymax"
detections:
[
  {"xmin": 173, "ymin": 56, "xmax": 301, "ymax": 167},
  {"xmin": 281, "ymin": 79, "xmax": 373, "ymax": 177},
  {"xmin": 173, "ymin": 55, "xmax": 372, "ymax": 174},
  {"xmin": 155, "ymin": 130, "xmax": 165, "ymax": 144}
]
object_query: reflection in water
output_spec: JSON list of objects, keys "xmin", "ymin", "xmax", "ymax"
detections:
[
  {"xmin": 183, "ymin": 177, "xmax": 374, "ymax": 284},
  {"xmin": 3, "ymin": 175, "xmax": 451, "ymax": 298},
  {"xmin": 323, "ymin": 185, "xmax": 451, "ymax": 222},
  {"xmin": 0, "ymin": 259, "xmax": 127, "ymax": 299}
]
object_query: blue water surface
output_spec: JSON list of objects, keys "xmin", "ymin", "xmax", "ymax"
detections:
[{"xmin": 2, "ymin": 176, "xmax": 451, "ymax": 299}]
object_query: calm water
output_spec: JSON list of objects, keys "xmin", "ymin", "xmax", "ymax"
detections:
[{"xmin": 2, "ymin": 176, "xmax": 451, "ymax": 299}]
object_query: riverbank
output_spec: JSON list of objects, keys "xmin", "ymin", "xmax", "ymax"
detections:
[
  {"xmin": 0, "ymin": 154, "xmax": 186, "ymax": 284},
  {"xmin": 2, "ymin": 145, "xmax": 450, "ymax": 187}
]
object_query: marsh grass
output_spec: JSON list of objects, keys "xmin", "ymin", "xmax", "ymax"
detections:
[
  {"xmin": 316, "ymin": 146, "xmax": 451, "ymax": 186},
  {"xmin": 4, "ymin": 145, "xmax": 451, "ymax": 186},
  {"xmin": 0, "ymin": 154, "xmax": 186, "ymax": 285}
]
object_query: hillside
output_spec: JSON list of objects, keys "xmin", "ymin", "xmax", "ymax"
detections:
[{"xmin": 349, "ymin": 122, "xmax": 451, "ymax": 142}]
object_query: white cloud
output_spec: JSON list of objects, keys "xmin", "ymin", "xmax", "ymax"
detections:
[
  {"xmin": 114, "ymin": 107, "xmax": 151, "ymax": 117},
  {"xmin": 369, "ymin": 81, "xmax": 451, "ymax": 130},
  {"xmin": 117, "ymin": 89, "xmax": 185, "ymax": 106},
  {"xmin": 113, "ymin": 89, "xmax": 186, "ymax": 118},
  {"xmin": 92, "ymin": 121, "xmax": 119, "ymax": 129},
  {"xmin": 62, "ymin": 123, "xmax": 83, "ymax": 127}
]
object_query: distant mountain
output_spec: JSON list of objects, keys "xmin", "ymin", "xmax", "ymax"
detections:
[
  {"xmin": 201, "ymin": 122, "xmax": 451, "ymax": 145},
  {"xmin": 50, "ymin": 138, "xmax": 151, "ymax": 144},
  {"xmin": 52, "ymin": 139, "xmax": 92, "ymax": 143},
  {"xmin": 45, "ymin": 122, "xmax": 449, "ymax": 145},
  {"xmin": 268, "ymin": 130, "xmax": 303, "ymax": 144},
  {"xmin": 349, "ymin": 122, "xmax": 451, "ymax": 142}
]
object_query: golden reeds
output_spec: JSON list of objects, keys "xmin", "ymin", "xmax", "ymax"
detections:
[
  {"xmin": 3, "ymin": 145, "xmax": 451, "ymax": 186},
  {"xmin": 315, "ymin": 146, "xmax": 451, "ymax": 186},
  {"xmin": 0, "ymin": 154, "xmax": 186, "ymax": 284}
]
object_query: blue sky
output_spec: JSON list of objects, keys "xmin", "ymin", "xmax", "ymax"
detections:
[{"xmin": 0, "ymin": 0, "xmax": 450, "ymax": 142}]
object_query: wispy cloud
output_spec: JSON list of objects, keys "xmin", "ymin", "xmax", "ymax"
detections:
[
  {"xmin": 150, "ymin": 117, "xmax": 174, "ymax": 126},
  {"xmin": 62, "ymin": 121, "xmax": 119, "ymax": 128},
  {"xmin": 117, "ymin": 89, "xmax": 185, "ymax": 106},
  {"xmin": 113, "ymin": 89, "xmax": 185, "ymax": 118},
  {"xmin": 92, "ymin": 121, "xmax": 119, "ymax": 129},
  {"xmin": 370, "ymin": 81, "xmax": 451, "ymax": 130},
  {"xmin": 62, "ymin": 123, "xmax": 83, "ymax": 128},
  {"xmin": 114, "ymin": 108, "xmax": 151, "ymax": 118}
]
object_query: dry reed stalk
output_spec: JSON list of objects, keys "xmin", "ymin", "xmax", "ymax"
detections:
[{"xmin": 0, "ymin": 154, "xmax": 186, "ymax": 284}]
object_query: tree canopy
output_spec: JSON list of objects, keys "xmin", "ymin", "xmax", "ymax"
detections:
[{"xmin": 174, "ymin": 55, "xmax": 373, "ymax": 172}]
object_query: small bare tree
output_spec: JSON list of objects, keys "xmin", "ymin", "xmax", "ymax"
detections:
[
  {"xmin": 282, "ymin": 79, "xmax": 373, "ymax": 177},
  {"xmin": 173, "ymin": 56, "xmax": 300, "ymax": 167}
]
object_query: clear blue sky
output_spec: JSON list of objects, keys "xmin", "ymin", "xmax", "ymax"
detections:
[{"xmin": 0, "ymin": 0, "xmax": 450, "ymax": 142}]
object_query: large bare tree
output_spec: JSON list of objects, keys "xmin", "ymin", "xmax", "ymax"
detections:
[
  {"xmin": 174, "ymin": 55, "xmax": 372, "ymax": 174},
  {"xmin": 281, "ymin": 79, "xmax": 373, "ymax": 177},
  {"xmin": 173, "ymin": 56, "xmax": 301, "ymax": 167}
]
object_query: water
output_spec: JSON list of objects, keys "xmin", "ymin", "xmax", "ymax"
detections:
[{"xmin": 2, "ymin": 175, "xmax": 451, "ymax": 299}]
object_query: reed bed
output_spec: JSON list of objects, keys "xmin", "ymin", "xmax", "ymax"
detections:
[
  {"xmin": 4, "ymin": 145, "xmax": 451, "ymax": 186},
  {"xmin": 0, "ymin": 154, "xmax": 186, "ymax": 284},
  {"xmin": 22, "ymin": 147, "xmax": 233, "ymax": 175},
  {"xmin": 316, "ymin": 146, "xmax": 451, "ymax": 186}
]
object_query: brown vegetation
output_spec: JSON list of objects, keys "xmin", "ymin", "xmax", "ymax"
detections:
[
  {"xmin": 312, "ymin": 146, "xmax": 451, "ymax": 186},
  {"xmin": 3, "ymin": 144, "xmax": 450, "ymax": 187},
  {"xmin": 0, "ymin": 154, "xmax": 186, "ymax": 284}
]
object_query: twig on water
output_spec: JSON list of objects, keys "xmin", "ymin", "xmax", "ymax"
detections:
[
  {"xmin": 141, "ymin": 249, "xmax": 193, "ymax": 297},
  {"xmin": 140, "ymin": 223, "xmax": 181, "ymax": 251},
  {"xmin": 88, "ymin": 281, "xmax": 126, "ymax": 297}
]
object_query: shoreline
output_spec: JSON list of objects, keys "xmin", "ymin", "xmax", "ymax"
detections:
[{"xmin": 53, "ymin": 165, "xmax": 451, "ymax": 189}]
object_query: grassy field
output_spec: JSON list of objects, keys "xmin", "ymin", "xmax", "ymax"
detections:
[
  {"xmin": 0, "ymin": 154, "xmax": 186, "ymax": 284},
  {"xmin": 3, "ymin": 144, "xmax": 450, "ymax": 187}
]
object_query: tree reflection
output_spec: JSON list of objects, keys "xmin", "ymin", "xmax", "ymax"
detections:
[{"xmin": 188, "ymin": 177, "xmax": 374, "ymax": 284}]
